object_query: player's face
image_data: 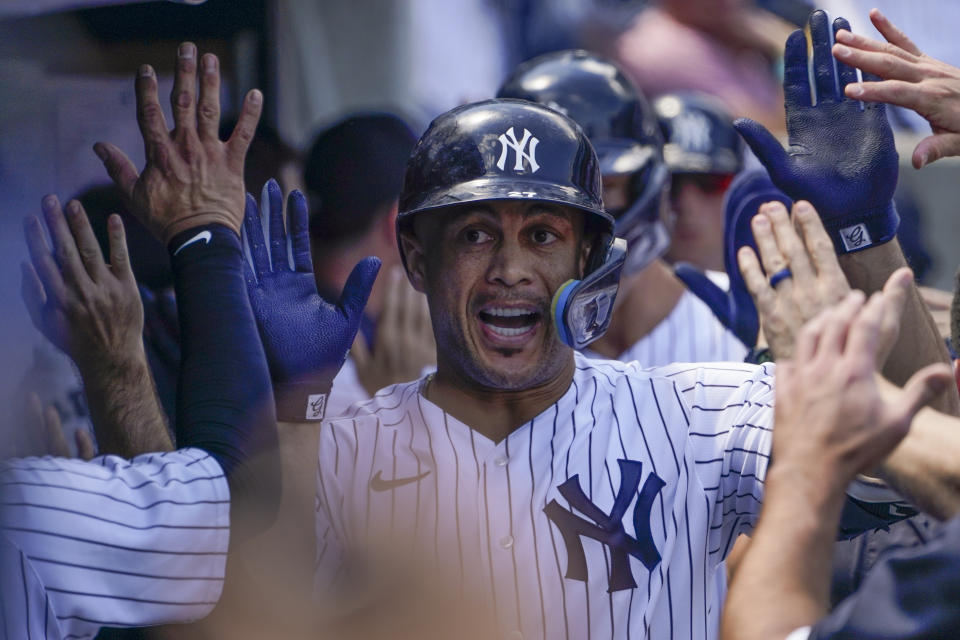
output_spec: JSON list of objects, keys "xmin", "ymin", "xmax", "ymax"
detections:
[
  {"xmin": 665, "ymin": 173, "xmax": 732, "ymax": 272},
  {"xmin": 403, "ymin": 201, "xmax": 590, "ymax": 391}
]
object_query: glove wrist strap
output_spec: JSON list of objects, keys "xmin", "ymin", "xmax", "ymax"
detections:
[
  {"xmin": 823, "ymin": 201, "xmax": 899, "ymax": 254},
  {"xmin": 273, "ymin": 379, "xmax": 332, "ymax": 422}
]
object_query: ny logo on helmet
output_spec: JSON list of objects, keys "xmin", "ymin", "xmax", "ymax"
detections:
[
  {"xmin": 675, "ymin": 111, "xmax": 712, "ymax": 153},
  {"xmin": 497, "ymin": 127, "xmax": 540, "ymax": 173}
]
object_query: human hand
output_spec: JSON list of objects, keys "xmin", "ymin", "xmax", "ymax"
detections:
[
  {"xmin": 734, "ymin": 10, "xmax": 899, "ymax": 255},
  {"xmin": 94, "ymin": 43, "xmax": 262, "ymax": 244},
  {"xmin": 26, "ymin": 393, "xmax": 95, "ymax": 460},
  {"xmin": 22, "ymin": 196, "xmax": 145, "ymax": 377},
  {"xmin": 737, "ymin": 200, "xmax": 851, "ymax": 359},
  {"xmin": 352, "ymin": 266, "xmax": 436, "ymax": 396},
  {"xmin": 243, "ymin": 179, "xmax": 381, "ymax": 421},
  {"xmin": 773, "ymin": 288, "xmax": 952, "ymax": 486},
  {"xmin": 833, "ymin": 9, "xmax": 960, "ymax": 168},
  {"xmin": 674, "ymin": 169, "xmax": 791, "ymax": 348}
]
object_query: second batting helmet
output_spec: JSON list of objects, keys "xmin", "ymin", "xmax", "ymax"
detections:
[{"xmin": 654, "ymin": 93, "xmax": 744, "ymax": 176}]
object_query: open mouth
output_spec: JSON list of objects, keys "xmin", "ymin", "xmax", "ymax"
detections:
[{"xmin": 478, "ymin": 306, "xmax": 542, "ymax": 339}]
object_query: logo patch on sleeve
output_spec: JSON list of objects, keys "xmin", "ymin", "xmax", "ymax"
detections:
[{"xmin": 840, "ymin": 223, "xmax": 871, "ymax": 251}]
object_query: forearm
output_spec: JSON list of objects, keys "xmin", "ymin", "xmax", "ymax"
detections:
[
  {"xmin": 78, "ymin": 344, "xmax": 173, "ymax": 457},
  {"xmin": 879, "ymin": 404, "xmax": 960, "ymax": 520},
  {"xmin": 722, "ymin": 466, "xmax": 844, "ymax": 640},
  {"xmin": 840, "ymin": 240, "xmax": 960, "ymax": 415}
]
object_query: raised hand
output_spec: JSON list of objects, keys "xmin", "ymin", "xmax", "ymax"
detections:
[
  {"xmin": 351, "ymin": 266, "xmax": 436, "ymax": 396},
  {"xmin": 94, "ymin": 43, "xmax": 262, "ymax": 244},
  {"xmin": 674, "ymin": 169, "xmax": 791, "ymax": 348},
  {"xmin": 243, "ymin": 179, "xmax": 381, "ymax": 421},
  {"xmin": 21, "ymin": 197, "xmax": 172, "ymax": 455},
  {"xmin": 832, "ymin": 8, "xmax": 960, "ymax": 168},
  {"xmin": 734, "ymin": 10, "xmax": 899, "ymax": 255}
]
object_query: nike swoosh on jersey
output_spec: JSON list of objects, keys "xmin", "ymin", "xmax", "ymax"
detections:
[
  {"xmin": 369, "ymin": 469, "xmax": 431, "ymax": 492},
  {"xmin": 173, "ymin": 230, "xmax": 213, "ymax": 256}
]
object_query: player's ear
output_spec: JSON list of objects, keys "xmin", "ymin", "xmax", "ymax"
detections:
[{"xmin": 398, "ymin": 226, "xmax": 428, "ymax": 293}]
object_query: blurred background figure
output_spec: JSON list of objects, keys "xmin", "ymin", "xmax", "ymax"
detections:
[
  {"xmin": 655, "ymin": 92, "xmax": 744, "ymax": 273},
  {"xmin": 603, "ymin": 0, "xmax": 797, "ymax": 137},
  {"xmin": 303, "ymin": 112, "xmax": 435, "ymax": 416}
]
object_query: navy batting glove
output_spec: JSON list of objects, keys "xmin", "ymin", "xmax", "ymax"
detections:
[
  {"xmin": 243, "ymin": 179, "xmax": 381, "ymax": 422},
  {"xmin": 734, "ymin": 10, "xmax": 899, "ymax": 255},
  {"xmin": 674, "ymin": 170, "xmax": 790, "ymax": 348}
]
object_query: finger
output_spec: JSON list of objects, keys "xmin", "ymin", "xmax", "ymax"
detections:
[
  {"xmin": 792, "ymin": 201, "xmax": 843, "ymax": 280},
  {"xmin": 844, "ymin": 291, "xmax": 887, "ymax": 373},
  {"xmin": 869, "ymin": 8, "xmax": 923, "ymax": 56},
  {"xmin": 912, "ymin": 132, "xmax": 960, "ymax": 169},
  {"xmin": 26, "ymin": 393, "xmax": 44, "ymax": 436},
  {"xmin": 892, "ymin": 363, "xmax": 955, "ymax": 425},
  {"xmin": 225, "ymin": 89, "xmax": 263, "ymax": 173},
  {"xmin": 783, "ymin": 29, "xmax": 812, "ymax": 108},
  {"xmin": 288, "ymin": 190, "xmax": 313, "ymax": 272},
  {"xmin": 242, "ymin": 192, "xmax": 270, "ymax": 280},
  {"xmin": 64, "ymin": 200, "xmax": 107, "ymax": 281},
  {"xmin": 23, "ymin": 214, "xmax": 67, "ymax": 306},
  {"xmin": 751, "ymin": 212, "xmax": 789, "ymax": 275},
  {"xmin": 819, "ymin": 290, "xmax": 866, "ymax": 358},
  {"xmin": 43, "ymin": 405, "xmax": 70, "ymax": 458},
  {"xmin": 106, "ymin": 214, "xmax": 135, "ymax": 282},
  {"xmin": 93, "ymin": 142, "xmax": 139, "ymax": 202},
  {"xmin": 196, "ymin": 53, "xmax": 221, "ymax": 142},
  {"xmin": 832, "ymin": 18, "xmax": 859, "ymax": 92},
  {"xmin": 170, "ymin": 43, "xmax": 198, "ymax": 136},
  {"xmin": 734, "ymin": 119, "xmax": 789, "ymax": 182},
  {"xmin": 737, "ymin": 245, "xmax": 776, "ymax": 312},
  {"xmin": 42, "ymin": 196, "xmax": 91, "ymax": 288},
  {"xmin": 795, "ymin": 306, "xmax": 829, "ymax": 363},
  {"xmin": 877, "ymin": 267, "xmax": 912, "ymax": 354},
  {"xmin": 808, "ymin": 10, "xmax": 842, "ymax": 103},
  {"xmin": 338, "ymin": 256, "xmax": 382, "ymax": 318},
  {"xmin": 20, "ymin": 261, "xmax": 47, "ymax": 330},
  {"xmin": 831, "ymin": 46, "xmax": 924, "ymax": 83},
  {"xmin": 75, "ymin": 428, "xmax": 96, "ymax": 461},
  {"xmin": 264, "ymin": 179, "xmax": 289, "ymax": 271},
  {"xmin": 766, "ymin": 201, "xmax": 814, "ymax": 283},
  {"xmin": 134, "ymin": 64, "xmax": 170, "ymax": 160}
]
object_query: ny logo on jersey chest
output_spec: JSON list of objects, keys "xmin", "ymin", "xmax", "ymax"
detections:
[{"xmin": 544, "ymin": 459, "xmax": 665, "ymax": 592}]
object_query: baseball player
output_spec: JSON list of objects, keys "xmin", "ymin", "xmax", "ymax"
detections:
[
  {"xmin": 497, "ymin": 50, "xmax": 749, "ymax": 365},
  {"xmin": 0, "ymin": 42, "xmax": 373, "ymax": 639},
  {"xmin": 654, "ymin": 92, "xmax": 743, "ymax": 273}
]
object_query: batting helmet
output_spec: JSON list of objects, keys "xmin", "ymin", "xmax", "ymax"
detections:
[
  {"xmin": 398, "ymin": 98, "xmax": 625, "ymax": 349},
  {"xmin": 653, "ymin": 93, "xmax": 744, "ymax": 176},
  {"xmin": 497, "ymin": 49, "xmax": 670, "ymax": 274}
]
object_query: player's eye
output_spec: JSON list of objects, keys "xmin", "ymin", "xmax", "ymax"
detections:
[
  {"xmin": 463, "ymin": 228, "xmax": 493, "ymax": 244},
  {"xmin": 530, "ymin": 228, "xmax": 558, "ymax": 245}
]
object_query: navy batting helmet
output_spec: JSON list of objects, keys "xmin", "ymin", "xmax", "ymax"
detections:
[
  {"xmin": 654, "ymin": 93, "xmax": 744, "ymax": 176},
  {"xmin": 398, "ymin": 98, "xmax": 626, "ymax": 349},
  {"xmin": 497, "ymin": 49, "xmax": 670, "ymax": 274}
]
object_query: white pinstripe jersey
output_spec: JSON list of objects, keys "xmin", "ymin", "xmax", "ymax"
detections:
[
  {"xmin": 315, "ymin": 353, "xmax": 774, "ymax": 639},
  {"xmin": 0, "ymin": 447, "xmax": 230, "ymax": 640}
]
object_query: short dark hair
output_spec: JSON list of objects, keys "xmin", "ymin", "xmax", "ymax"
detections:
[{"xmin": 304, "ymin": 112, "xmax": 416, "ymax": 245}]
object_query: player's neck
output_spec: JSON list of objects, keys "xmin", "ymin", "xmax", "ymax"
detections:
[
  {"xmin": 424, "ymin": 356, "xmax": 576, "ymax": 443},
  {"xmin": 589, "ymin": 259, "xmax": 685, "ymax": 358}
]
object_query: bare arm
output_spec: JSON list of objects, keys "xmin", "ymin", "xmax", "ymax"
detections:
[
  {"xmin": 722, "ymin": 290, "xmax": 951, "ymax": 640},
  {"xmin": 22, "ymin": 198, "xmax": 172, "ymax": 456}
]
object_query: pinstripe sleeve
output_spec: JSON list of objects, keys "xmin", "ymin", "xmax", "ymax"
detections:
[
  {"xmin": 660, "ymin": 362, "xmax": 775, "ymax": 565},
  {"xmin": 314, "ymin": 421, "xmax": 347, "ymax": 594},
  {"xmin": 0, "ymin": 447, "xmax": 230, "ymax": 639}
]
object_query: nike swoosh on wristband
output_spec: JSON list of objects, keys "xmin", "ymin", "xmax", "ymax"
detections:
[
  {"xmin": 173, "ymin": 230, "xmax": 213, "ymax": 256},
  {"xmin": 369, "ymin": 470, "xmax": 431, "ymax": 492}
]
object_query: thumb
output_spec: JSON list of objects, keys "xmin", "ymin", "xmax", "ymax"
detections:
[
  {"xmin": 338, "ymin": 256, "xmax": 382, "ymax": 318},
  {"xmin": 75, "ymin": 428, "xmax": 96, "ymax": 461},
  {"xmin": 890, "ymin": 363, "xmax": 954, "ymax": 427},
  {"xmin": 734, "ymin": 119, "xmax": 788, "ymax": 180},
  {"xmin": 674, "ymin": 263, "xmax": 733, "ymax": 329},
  {"xmin": 912, "ymin": 132, "xmax": 960, "ymax": 168}
]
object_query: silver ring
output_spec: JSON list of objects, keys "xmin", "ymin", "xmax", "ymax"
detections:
[{"xmin": 769, "ymin": 267, "xmax": 792, "ymax": 288}]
